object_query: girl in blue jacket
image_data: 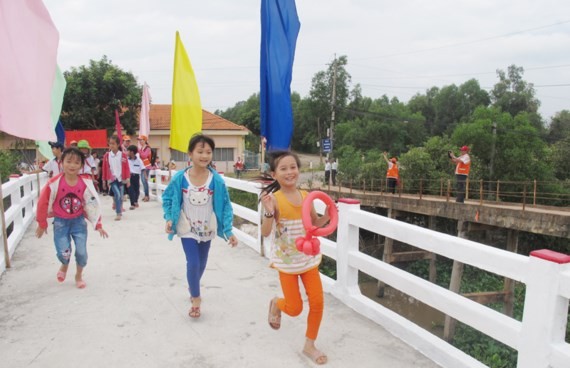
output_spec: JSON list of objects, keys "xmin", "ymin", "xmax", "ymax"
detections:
[{"xmin": 162, "ymin": 133, "xmax": 238, "ymax": 318}]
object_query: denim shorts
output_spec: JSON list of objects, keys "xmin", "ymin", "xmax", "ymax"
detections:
[{"xmin": 53, "ymin": 216, "xmax": 88, "ymax": 267}]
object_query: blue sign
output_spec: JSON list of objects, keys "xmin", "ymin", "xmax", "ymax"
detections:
[{"xmin": 322, "ymin": 138, "xmax": 331, "ymax": 153}]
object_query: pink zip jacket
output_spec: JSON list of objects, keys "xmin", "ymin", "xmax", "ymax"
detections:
[{"xmin": 36, "ymin": 173, "xmax": 103, "ymax": 230}]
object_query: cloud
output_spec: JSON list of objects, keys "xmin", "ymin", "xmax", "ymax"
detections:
[{"xmin": 45, "ymin": 0, "xmax": 570, "ymax": 118}]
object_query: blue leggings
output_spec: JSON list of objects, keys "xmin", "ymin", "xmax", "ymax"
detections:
[{"xmin": 181, "ymin": 238, "xmax": 211, "ymax": 298}]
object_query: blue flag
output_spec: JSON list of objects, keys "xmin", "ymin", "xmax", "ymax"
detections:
[
  {"xmin": 260, "ymin": 0, "xmax": 300, "ymax": 151},
  {"xmin": 55, "ymin": 120, "xmax": 65, "ymax": 145}
]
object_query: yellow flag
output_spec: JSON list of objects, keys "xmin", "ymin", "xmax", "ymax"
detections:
[{"xmin": 170, "ymin": 31, "xmax": 202, "ymax": 153}]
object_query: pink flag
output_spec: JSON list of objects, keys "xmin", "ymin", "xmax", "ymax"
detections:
[
  {"xmin": 0, "ymin": 0, "xmax": 59, "ymax": 141},
  {"xmin": 115, "ymin": 109, "xmax": 123, "ymax": 145},
  {"xmin": 138, "ymin": 82, "xmax": 151, "ymax": 138}
]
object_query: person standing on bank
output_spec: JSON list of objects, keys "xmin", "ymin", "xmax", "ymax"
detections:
[
  {"xmin": 331, "ymin": 159, "xmax": 338, "ymax": 186},
  {"xmin": 383, "ymin": 152, "xmax": 399, "ymax": 194},
  {"xmin": 162, "ymin": 133, "xmax": 238, "ymax": 319},
  {"xmin": 449, "ymin": 145, "xmax": 471, "ymax": 203},
  {"xmin": 324, "ymin": 159, "xmax": 331, "ymax": 185}
]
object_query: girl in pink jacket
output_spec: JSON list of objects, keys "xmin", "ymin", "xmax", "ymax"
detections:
[{"xmin": 36, "ymin": 147, "xmax": 108, "ymax": 289}]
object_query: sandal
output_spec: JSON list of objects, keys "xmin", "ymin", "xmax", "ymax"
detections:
[
  {"xmin": 268, "ymin": 298, "xmax": 281, "ymax": 330},
  {"xmin": 189, "ymin": 306, "xmax": 201, "ymax": 318},
  {"xmin": 56, "ymin": 270, "xmax": 66, "ymax": 283},
  {"xmin": 189, "ymin": 297, "xmax": 201, "ymax": 318},
  {"xmin": 303, "ymin": 349, "xmax": 328, "ymax": 365},
  {"xmin": 76, "ymin": 280, "xmax": 87, "ymax": 289}
]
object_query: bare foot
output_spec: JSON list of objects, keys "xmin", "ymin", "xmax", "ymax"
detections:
[{"xmin": 75, "ymin": 275, "xmax": 86, "ymax": 289}]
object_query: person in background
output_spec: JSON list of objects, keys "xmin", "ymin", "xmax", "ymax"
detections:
[
  {"xmin": 126, "ymin": 145, "xmax": 144, "ymax": 210},
  {"xmin": 77, "ymin": 140, "xmax": 96, "ymax": 182},
  {"xmin": 324, "ymin": 159, "xmax": 331, "ymax": 185},
  {"xmin": 121, "ymin": 135, "xmax": 131, "ymax": 153},
  {"xmin": 102, "ymin": 136, "xmax": 131, "ymax": 221},
  {"xmin": 383, "ymin": 152, "xmax": 399, "ymax": 194},
  {"xmin": 21, "ymin": 141, "xmax": 63, "ymax": 178},
  {"xmin": 35, "ymin": 147, "xmax": 108, "ymax": 289},
  {"xmin": 137, "ymin": 135, "xmax": 152, "ymax": 202},
  {"xmin": 233, "ymin": 156, "xmax": 245, "ymax": 178},
  {"xmin": 331, "ymin": 158, "xmax": 338, "ymax": 186},
  {"xmin": 69, "ymin": 140, "xmax": 78, "ymax": 148},
  {"xmin": 449, "ymin": 145, "xmax": 471, "ymax": 203},
  {"xmin": 91, "ymin": 152, "xmax": 101, "ymax": 192}
]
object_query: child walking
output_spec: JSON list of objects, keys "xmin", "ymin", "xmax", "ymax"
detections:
[
  {"xmin": 126, "ymin": 145, "xmax": 144, "ymax": 210},
  {"xmin": 36, "ymin": 147, "xmax": 108, "ymax": 289},
  {"xmin": 260, "ymin": 151, "xmax": 330, "ymax": 365},
  {"xmin": 162, "ymin": 133, "xmax": 238, "ymax": 318},
  {"xmin": 102, "ymin": 136, "xmax": 130, "ymax": 221}
]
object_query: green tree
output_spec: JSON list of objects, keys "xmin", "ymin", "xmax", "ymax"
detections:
[
  {"xmin": 61, "ymin": 56, "xmax": 142, "ymax": 135},
  {"xmin": 491, "ymin": 65, "xmax": 541, "ymax": 120},
  {"xmin": 548, "ymin": 110, "xmax": 570, "ymax": 143},
  {"xmin": 0, "ymin": 149, "xmax": 19, "ymax": 183},
  {"xmin": 452, "ymin": 106, "xmax": 552, "ymax": 182}
]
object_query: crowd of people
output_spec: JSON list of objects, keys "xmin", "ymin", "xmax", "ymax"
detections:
[{"xmin": 31, "ymin": 132, "xmax": 331, "ymax": 365}]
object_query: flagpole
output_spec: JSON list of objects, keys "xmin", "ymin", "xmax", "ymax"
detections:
[{"xmin": 0, "ymin": 174, "xmax": 11, "ymax": 268}]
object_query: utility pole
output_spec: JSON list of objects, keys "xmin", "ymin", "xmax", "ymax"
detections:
[
  {"xmin": 317, "ymin": 117, "xmax": 323, "ymax": 165},
  {"xmin": 329, "ymin": 55, "xmax": 337, "ymax": 187},
  {"xmin": 489, "ymin": 121, "xmax": 497, "ymax": 198}
]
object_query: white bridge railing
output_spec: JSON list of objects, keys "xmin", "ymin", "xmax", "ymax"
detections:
[{"xmin": 3, "ymin": 170, "xmax": 569, "ymax": 368}]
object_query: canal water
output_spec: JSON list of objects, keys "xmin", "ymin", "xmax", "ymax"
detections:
[{"xmin": 359, "ymin": 281, "xmax": 446, "ymax": 338}]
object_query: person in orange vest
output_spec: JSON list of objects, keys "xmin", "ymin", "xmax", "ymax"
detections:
[
  {"xmin": 383, "ymin": 152, "xmax": 399, "ymax": 194},
  {"xmin": 449, "ymin": 145, "xmax": 471, "ymax": 203}
]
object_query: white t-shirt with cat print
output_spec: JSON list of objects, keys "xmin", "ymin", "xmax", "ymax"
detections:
[{"xmin": 180, "ymin": 171, "xmax": 216, "ymax": 242}]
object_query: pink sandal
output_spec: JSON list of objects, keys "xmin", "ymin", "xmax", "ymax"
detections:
[
  {"xmin": 56, "ymin": 270, "xmax": 66, "ymax": 283},
  {"xmin": 76, "ymin": 280, "xmax": 87, "ymax": 289},
  {"xmin": 189, "ymin": 297, "xmax": 201, "ymax": 318}
]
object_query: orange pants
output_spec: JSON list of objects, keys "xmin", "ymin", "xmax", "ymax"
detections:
[{"xmin": 277, "ymin": 267, "xmax": 324, "ymax": 340}]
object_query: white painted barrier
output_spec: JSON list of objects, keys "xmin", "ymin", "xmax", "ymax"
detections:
[
  {"xmin": 3, "ymin": 172, "xmax": 568, "ymax": 368},
  {"xmin": 0, "ymin": 173, "xmax": 47, "ymax": 275}
]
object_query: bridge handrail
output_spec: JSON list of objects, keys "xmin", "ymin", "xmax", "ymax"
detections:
[
  {"xmin": 1, "ymin": 173, "xmax": 47, "ymax": 274},
  {"xmin": 319, "ymin": 176, "xmax": 570, "ymax": 208}
]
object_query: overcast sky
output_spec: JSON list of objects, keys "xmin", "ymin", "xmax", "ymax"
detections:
[{"xmin": 44, "ymin": 0, "xmax": 570, "ymax": 121}]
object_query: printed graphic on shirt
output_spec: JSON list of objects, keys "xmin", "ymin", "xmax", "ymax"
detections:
[
  {"xmin": 181, "ymin": 176, "xmax": 216, "ymax": 241},
  {"xmin": 189, "ymin": 186, "xmax": 213, "ymax": 206},
  {"xmin": 59, "ymin": 191, "xmax": 83, "ymax": 215}
]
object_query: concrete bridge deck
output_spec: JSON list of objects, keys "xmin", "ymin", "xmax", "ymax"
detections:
[{"xmin": 0, "ymin": 196, "xmax": 439, "ymax": 368}]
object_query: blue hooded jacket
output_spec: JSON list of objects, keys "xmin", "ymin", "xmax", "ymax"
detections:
[{"xmin": 162, "ymin": 167, "xmax": 234, "ymax": 241}]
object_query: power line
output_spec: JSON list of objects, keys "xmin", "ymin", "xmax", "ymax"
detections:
[{"xmin": 352, "ymin": 20, "xmax": 570, "ymax": 60}]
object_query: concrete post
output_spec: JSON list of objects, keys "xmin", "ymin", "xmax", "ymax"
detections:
[
  {"xmin": 334, "ymin": 198, "xmax": 361, "ymax": 300},
  {"xmin": 377, "ymin": 208, "xmax": 396, "ymax": 297},
  {"xmin": 517, "ymin": 249, "xmax": 570, "ymax": 368},
  {"xmin": 443, "ymin": 220, "xmax": 468, "ymax": 341},
  {"xmin": 9, "ymin": 175, "xmax": 23, "ymax": 230}
]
